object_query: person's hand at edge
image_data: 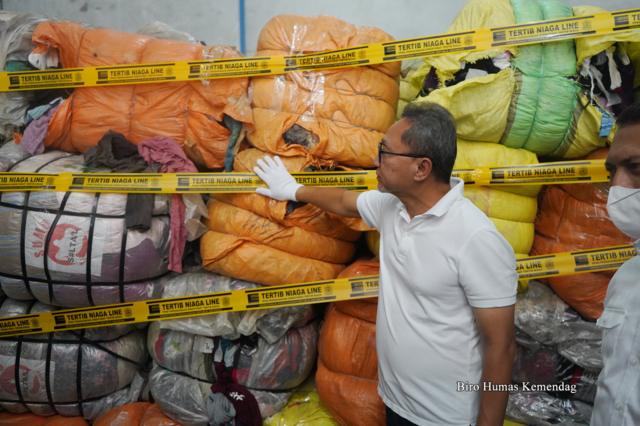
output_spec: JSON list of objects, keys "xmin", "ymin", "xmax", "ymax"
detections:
[{"xmin": 253, "ymin": 155, "xmax": 303, "ymax": 201}]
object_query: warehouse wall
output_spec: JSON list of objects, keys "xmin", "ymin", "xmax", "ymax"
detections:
[{"xmin": 2, "ymin": 0, "xmax": 637, "ymax": 54}]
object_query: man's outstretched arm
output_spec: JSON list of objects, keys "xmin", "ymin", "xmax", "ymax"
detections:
[{"xmin": 254, "ymin": 155, "xmax": 361, "ymax": 218}]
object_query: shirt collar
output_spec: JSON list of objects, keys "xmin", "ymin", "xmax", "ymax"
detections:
[{"xmin": 399, "ymin": 177, "xmax": 464, "ymax": 221}]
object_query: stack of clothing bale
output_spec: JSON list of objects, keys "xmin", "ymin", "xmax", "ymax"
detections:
[
  {"xmin": 201, "ymin": 15, "xmax": 401, "ymax": 285},
  {"xmin": 147, "ymin": 272, "xmax": 318, "ymax": 425},
  {"xmin": 316, "ymin": 259, "xmax": 383, "ymax": 426},
  {"xmin": 0, "ymin": 297, "xmax": 147, "ymax": 420}
]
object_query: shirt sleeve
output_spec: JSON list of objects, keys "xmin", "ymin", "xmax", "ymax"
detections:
[
  {"xmin": 356, "ymin": 190, "xmax": 395, "ymax": 230},
  {"xmin": 458, "ymin": 228, "xmax": 517, "ymax": 308}
]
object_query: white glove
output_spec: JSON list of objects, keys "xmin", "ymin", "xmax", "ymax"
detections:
[{"xmin": 253, "ymin": 155, "xmax": 302, "ymax": 201}]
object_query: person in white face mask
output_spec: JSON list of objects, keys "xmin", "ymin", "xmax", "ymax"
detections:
[{"xmin": 591, "ymin": 102, "xmax": 640, "ymax": 426}]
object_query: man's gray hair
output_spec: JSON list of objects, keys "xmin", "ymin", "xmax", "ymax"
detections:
[{"xmin": 401, "ymin": 102, "xmax": 457, "ymax": 183}]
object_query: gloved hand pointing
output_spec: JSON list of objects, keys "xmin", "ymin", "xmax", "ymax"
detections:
[{"xmin": 253, "ymin": 155, "xmax": 303, "ymax": 201}]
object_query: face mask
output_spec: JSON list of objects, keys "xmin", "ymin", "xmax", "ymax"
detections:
[{"xmin": 607, "ymin": 186, "xmax": 640, "ymax": 241}]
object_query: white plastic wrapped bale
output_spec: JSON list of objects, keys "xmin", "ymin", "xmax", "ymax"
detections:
[
  {"xmin": 147, "ymin": 272, "xmax": 318, "ymax": 426},
  {"xmin": 0, "ymin": 297, "xmax": 147, "ymax": 419},
  {"xmin": 506, "ymin": 391, "xmax": 592, "ymax": 426},
  {"xmin": 0, "ymin": 149, "xmax": 170, "ymax": 307},
  {"xmin": 0, "ymin": 13, "xmax": 45, "ymax": 144}
]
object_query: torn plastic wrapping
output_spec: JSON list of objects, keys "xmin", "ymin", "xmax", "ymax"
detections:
[
  {"xmin": 148, "ymin": 321, "xmax": 317, "ymax": 425},
  {"xmin": 0, "ymin": 151, "xmax": 169, "ymax": 307},
  {"xmin": 0, "ymin": 13, "xmax": 45, "ymax": 144},
  {"xmin": 0, "ymin": 142, "xmax": 30, "ymax": 172},
  {"xmin": 506, "ymin": 391, "xmax": 593, "ymax": 426},
  {"xmin": 157, "ymin": 272, "xmax": 315, "ymax": 344},
  {"xmin": 149, "ymin": 364, "xmax": 289, "ymax": 426},
  {"xmin": 148, "ymin": 320, "xmax": 318, "ymax": 390},
  {"xmin": 0, "ymin": 297, "xmax": 147, "ymax": 419},
  {"xmin": 247, "ymin": 15, "xmax": 400, "ymax": 168}
]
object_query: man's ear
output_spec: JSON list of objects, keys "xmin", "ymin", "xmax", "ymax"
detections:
[{"xmin": 414, "ymin": 157, "xmax": 433, "ymax": 182}]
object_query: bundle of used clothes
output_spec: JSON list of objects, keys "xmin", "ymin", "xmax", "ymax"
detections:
[
  {"xmin": 28, "ymin": 21, "xmax": 252, "ymax": 169},
  {"xmin": 0, "ymin": 297, "xmax": 147, "ymax": 420},
  {"xmin": 0, "ymin": 133, "xmax": 205, "ymax": 307},
  {"xmin": 147, "ymin": 272, "xmax": 318, "ymax": 425}
]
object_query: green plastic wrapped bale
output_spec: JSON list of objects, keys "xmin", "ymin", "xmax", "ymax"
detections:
[
  {"xmin": 511, "ymin": 0, "xmax": 577, "ymax": 77},
  {"xmin": 502, "ymin": 72, "xmax": 580, "ymax": 156}
]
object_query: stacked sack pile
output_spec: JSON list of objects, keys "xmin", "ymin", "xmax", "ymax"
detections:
[
  {"xmin": 316, "ymin": 259, "xmax": 382, "ymax": 425},
  {"xmin": 146, "ymin": 272, "xmax": 318, "ymax": 425},
  {"xmin": 201, "ymin": 15, "xmax": 401, "ymax": 285},
  {"xmin": 395, "ymin": 0, "xmax": 640, "ymax": 424}
]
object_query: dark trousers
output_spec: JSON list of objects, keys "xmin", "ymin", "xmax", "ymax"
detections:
[{"xmin": 386, "ymin": 406, "xmax": 418, "ymax": 426}]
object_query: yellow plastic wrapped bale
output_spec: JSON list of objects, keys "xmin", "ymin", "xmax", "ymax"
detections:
[
  {"xmin": 455, "ymin": 140, "xmax": 540, "ymax": 197},
  {"xmin": 415, "ymin": 69, "xmax": 516, "ymax": 144},
  {"xmin": 420, "ymin": 0, "xmax": 516, "ymax": 83},
  {"xmin": 206, "ymin": 200, "xmax": 355, "ymax": 264},
  {"xmin": 264, "ymin": 380, "xmax": 338, "ymax": 426},
  {"xmin": 366, "ymin": 231, "xmax": 380, "ymax": 258},
  {"xmin": 397, "ymin": 60, "xmax": 424, "ymax": 118},
  {"xmin": 573, "ymin": 6, "xmax": 640, "ymax": 67},
  {"xmin": 455, "ymin": 141, "xmax": 539, "ymax": 256},
  {"xmin": 248, "ymin": 15, "xmax": 400, "ymax": 167},
  {"xmin": 201, "ymin": 231, "xmax": 345, "ymax": 285}
]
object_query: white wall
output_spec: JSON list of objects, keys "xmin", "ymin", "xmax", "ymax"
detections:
[{"xmin": 2, "ymin": 0, "xmax": 638, "ymax": 54}]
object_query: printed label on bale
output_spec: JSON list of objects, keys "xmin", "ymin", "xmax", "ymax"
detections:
[
  {"xmin": 24, "ymin": 213, "xmax": 106, "ymax": 275},
  {"xmin": 491, "ymin": 16, "xmax": 595, "ymax": 46},
  {"xmin": 96, "ymin": 63, "xmax": 176, "ymax": 84},
  {"xmin": 0, "ymin": 173, "xmax": 56, "ymax": 191},
  {"xmin": 245, "ymin": 282, "xmax": 336, "ymax": 308},
  {"xmin": 381, "ymin": 32, "xmax": 475, "ymax": 61},
  {"xmin": 284, "ymin": 47, "xmax": 369, "ymax": 71},
  {"xmin": 52, "ymin": 305, "xmax": 135, "ymax": 330},
  {"xmin": 611, "ymin": 9, "xmax": 640, "ymax": 29},
  {"xmin": 69, "ymin": 174, "xmax": 163, "ymax": 192},
  {"xmin": 146, "ymin": 294, "xmax": 232, "ymax": 320},
  {"xmin": 188, "ymin": 58, "xmax": 274, "ymax": 78},
  {"xmin": 7, "ymin": 69, "xmax": 84, "ymax": 90},
  {"xmin": 0, "ymin": 315, "xmax": 43, "ymax": 337},
  {"xmin": 175, "ymin": 173, "xmax": 261, "ymax": 192},
  {"xmin": 348, "ymin": 276, "xmax": 379, "ymax": 298},
  {"xmin": 573, "ymin": 245, "xmax": 636, "ymax": 272}
]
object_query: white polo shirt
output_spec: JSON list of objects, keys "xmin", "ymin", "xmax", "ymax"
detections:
[{"xmin": 356, "ymin": 178, "xmax": 517, "ymax": 426}]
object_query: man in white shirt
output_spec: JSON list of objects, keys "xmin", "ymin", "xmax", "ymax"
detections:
[
  {"xmin": 592, "ymin": 102, "xmax": 640, "ymax": 426},
  {"xmin": 254, "ymin": 103, "xmax": 517, "ymax": 426}
]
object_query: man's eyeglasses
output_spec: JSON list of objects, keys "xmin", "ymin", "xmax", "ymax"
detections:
[{"xmin": 378, "ymin": 142, "xmax": 428, "ymax": 164}]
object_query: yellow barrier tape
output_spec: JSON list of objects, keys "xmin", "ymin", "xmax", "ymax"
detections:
[
  {"xmin": 0, "ymin": 244, "xmax": 634, "ymax": 338},
  {"xmin": 0, "ymin": 159, "xmax": 609, "ymax": 194},
  {"xmin": 1, "ymin": 9, "xmax": 638, "ymax": 91}
]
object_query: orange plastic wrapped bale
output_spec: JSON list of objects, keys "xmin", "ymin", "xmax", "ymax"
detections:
[
  {"xmin": 248, "ymin": 15, "xmax": 400, "ymax": 168},
  {"xmin": 32, "ymin": 21, "xmax": 252, "ymax": 169},
  {"xmin": 218, "ymin": 148, "xmax": 365, "ymax": 238},
  {"xmin": 316, "ymin": 258, "xmax": 384, "ymax": 426},
  {"xmin": 94, "ymin": 402, "xmax": 182, "ymax": 426},
  {"xmin": 532, "ymin": 149, "xmax": 632, "ymax": 320},
  {"xmin": 201, "ymin": 231, "xmax": 345, "ymax": 285},
  {"xmin": 0, "ymin": 413, "xmax": 87, "ymax": 426}
]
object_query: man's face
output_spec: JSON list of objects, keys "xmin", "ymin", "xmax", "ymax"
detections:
[
  {"xmin": 375, "ymin": 119, "xmax": 416, "ymax": 193},
  {"xmin": 606, "ymin": 123, "xmax": 640, "ymax": 189}
]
